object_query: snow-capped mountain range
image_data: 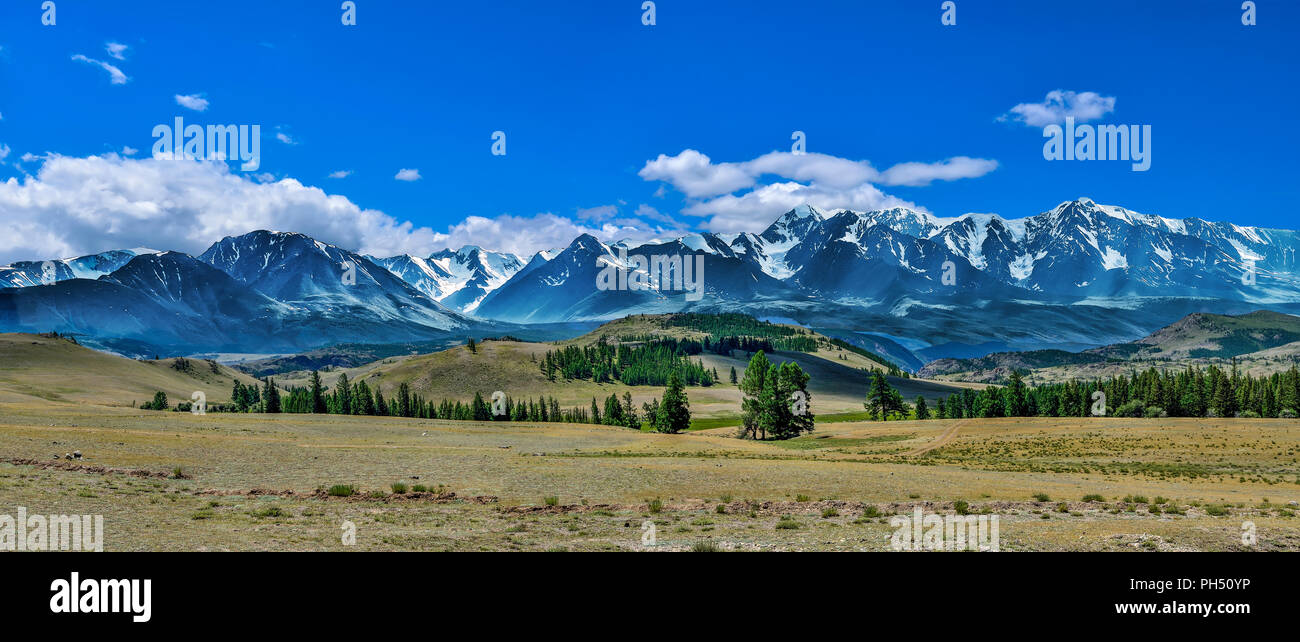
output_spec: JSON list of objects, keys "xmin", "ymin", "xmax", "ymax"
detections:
[{"xmin": 2, "ymin": 198, "xmax": 1298, "ymax": 359}]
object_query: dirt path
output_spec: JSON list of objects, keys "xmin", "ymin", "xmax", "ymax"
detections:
[{"xmin": 906, "ymin": 420, "xmax": 969, "ymax": 456}]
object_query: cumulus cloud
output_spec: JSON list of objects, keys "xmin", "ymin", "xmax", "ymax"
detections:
[
  {"xmin": 394, "ymin": 168, "xmax": 420, "ymax": 181},
  {"xmin": 105, "ymin": 42, "xmax": 128, "ymax": 60},
  {"xmin": 0, "ymin": 155, "xmax": 450, "ymax": 264},
  {"xmin": 0, "ymin": 154, "xmax": 689, "ymax": 264},
  {"xmin": 640, "ymin": 149, "xmax": 998, "ymax": 232},
  {"xmin": 638, "ymin": 150, "xmax": 753, "ymax": 199},
  {"xmin": 71, "ymin": 54, "xmax": 128, "ymax": 85},
  {"xmin": 174, "ymin": 93, "xmax": 209, "ymax": 111},
  {"xmin": 1002, "ymin": 90, "xmax": 1116, "ymax": 127}
]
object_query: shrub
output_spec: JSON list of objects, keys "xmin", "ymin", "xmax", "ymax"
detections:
[
  {"xmin": 544, "ymin": 495, "xmax": 560, "ymax": 507},
  {"xmin": 1143, "ymin": 406, "xmax": 1168, "ymax": 418},
  {"xmin": 1082, "ymin": 494, "xmax": 1105, "ymax": 502},
  {"xmin": 327, "ymin": 484, "xmax": 356, "ymax": 497},
  {"xmin": 412, "ymin": 484, "xmax": 429, "ymax": 493},
  {"xmin": 953, "ymin": 500, "xmax": 970, "ymax": 515},
  {"xmin": 647, "ymin": 498, "xmax": 663, "ymax": 513},
  {"xmin": 715, "ymin": 504, "xmax": 726, "ymax": 514},
  {"xmin": 1153, "ymin": 496, "xmax": 1169, "ymax": 504},
  {"xmin": 1114, "ymin": 399, "xmax": 1145, "ymax": 418},
  {"xmin": 1056, "ymin": 502, "xmax": 1069, "ymax": 513},
  {"xmin": 1032, "ymin": 493, "xmax": 1051, "ymax": 502},
  {"xmin": 795, "ymin": 494, "xmax": 811, "ymax": 503},
  {"xmin": 691, "ymin": 540, "xmax": 720, "ymax": 552},
  {"xmin": 1239, "ymin": 410, "xmax": 1261, "ymax": 419},
  {"xmin": 251, "ymin": 506, "xmax": 285, "ymax": 518},
  {"xmin": 1204, "ymin": 504, "xmax": 1229, "ymax": 517},
  {"xmin": 821, "ymin": 507, "xmax": 839, "ymax": 518},
  {"xmin": 775, "ymin": 516, "xmax": 800, "ymax": 530},
  {"xmin": 862, "ymin": 505, "xmax": 882, "ymax": 518},
  {"xmin": 391, "ymin": 482, "xmax": 408, "ymax": 494}
]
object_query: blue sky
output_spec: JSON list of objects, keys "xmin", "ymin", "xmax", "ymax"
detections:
[{"xmin": 0, "ymin": 0, "xmax": 1297, "ymax": 263}]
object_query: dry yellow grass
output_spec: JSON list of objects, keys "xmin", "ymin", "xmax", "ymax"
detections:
[
  {"xmin": 0, "ymin": 333, "xmax": 261, "ymax": 407},
  {"xmin": 0, "ymin": 397, "xmax": 1296, "ymax": 550}
]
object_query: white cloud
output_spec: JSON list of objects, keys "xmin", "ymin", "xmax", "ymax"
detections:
[
  {"xmin": 684, "ymin": 182, "xmax": 921, "ymax": 233},
  {"xmin": 0, "ymin": 155, "xmax": 453, "ymax": 264},
  {"xmin": 105, "ymin": 42, "xmax": 128, "ymax": 60},
  {"xmin": 394, "ymin": 168, "xmax": 421, "ymax": 181},
  {"xmin": 640, "ymin": 149, "xmax": 997, "ymax": 233},
  {"xmin": 121, "ymin": 146, "xmax": 138, "ymax": 156},
  {"xmin": 275, "ymin": 132, "xmax": 296, "ymax": 145},
  {"xmin": 0, "ymin": 144, "xmax": 9, "ymax": 162},
  {"xmin": 328, "ymin": 170, "xmax": 353, "ymax": 179},
  {"xmin": 638, "ymin": 150, "xmax": 753, "ymax": 199},
  {"xmin": 71, "ymin": 54, "xmax": 128, "ymax": 85},
  {"xmin": 20, "ymin": 152, "xmax": 41, "ymax": 163},
  {"xmin": 174, "ymin": 94, "xmax": 209, "ymax": 111},
  {"xmin": 575, "ymin": 204, "xmax": 619, "ymax": 221},
  {"xmin": 427, "ymin": 212, "xmax": 679, "ymax": 258},
  {"xmin": 1002, "ymin": 90, "xmax": 1116, "ymax": 127},
  {"xmin": 877, "ymin": 156, "xmax": 1000, "ymax": 187}
]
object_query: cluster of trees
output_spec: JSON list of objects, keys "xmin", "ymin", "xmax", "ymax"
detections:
[
  {"xmin": 938, "ymin": 364, "xmax": 1300, "ymax": 419},
  {"xmin": 737, "ymin": 351, "xmax": 814, "ymax": 440},
  {"xmin": 539, "ymin": 339, "xmax": 717, "ymax": 386},
  {"xmin": 863, "ymin": 362, "xmax": 1300, "ymax": 421},
  {"xmin": 196, "ymin": 368, "xmax": 693, "ymax": 431}
]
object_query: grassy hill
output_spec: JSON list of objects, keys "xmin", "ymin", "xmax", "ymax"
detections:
[
  {"xmin": 920, "ymin": 310, "xmax": 1300, "ymax": 384},
  {"xmin": 0, "ymin": 333, "xmax": 263, "ymax": 408},
  {"xmin": 273, "ymin": 314, "xmax": 976, "ymax": 427}
]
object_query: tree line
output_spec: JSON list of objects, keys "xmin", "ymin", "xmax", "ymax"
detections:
[
  {"xmin": 863, "ymin": 362, "xmax": 1300, "ymax": 420},
  {"xmin": 140, "ymin": 369, "xmax": 695, "ymax": 432}
]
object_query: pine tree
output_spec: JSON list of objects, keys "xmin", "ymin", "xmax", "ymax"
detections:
[
  {"xmin": 865, "ymin": 371, "xmax": 891, "ymax": 421},
  {"xmin": 657, "ymin": 371, "xmax": 691, "ymax": 434},
  {"xmin": 336, "ymin": 372, "xmax": 352, "ymax": 415},
  {"xmin": 739, "ymin": 351, "xmax": 771, "ymax": 439},
  {"xmin": 309, "ymin": 370, "xmax": 327, "ymax": 413},
  {"xmin": 915, "ymin": 395, "xmax": 930, "ymax": 420},
  {"xmin": 264, "ymin": 378, "xmax": 281, "ymax": 413},
  {"xmin": 1004, "ymin": 371, "xmax": 1028, "ymax": 417},
  {"xmin": 467, "ymin": 337, "xmax": 477, "ymax": 354},
  {"xmin": 729, "ymin": 366, "xmax": 738, "ymax": 385}
]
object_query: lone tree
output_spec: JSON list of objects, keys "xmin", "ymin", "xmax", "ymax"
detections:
[
  {"xmin": 654, "ymin": 371, "xmax": 691, "ymax": 434},
  {"xmin": 865, "ymin": 371, "xmax": 905, "ymax": 421},
  {"xmin": 729, "ymin": 366, "xmax": 738, "ymax": 385},
  {"xmin": 915, "ymin": 395, "xmax": 930, "ymax": 420},
  {"xmin": 467, "ymin": 337, "xmax": 477, "ymax": 354}
]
